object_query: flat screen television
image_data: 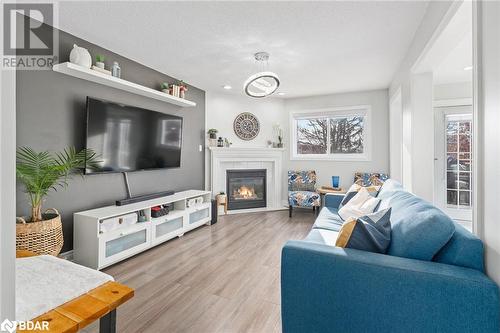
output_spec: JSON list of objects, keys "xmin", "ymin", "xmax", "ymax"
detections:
[{"xmin": 85, "ymin": 97, "xmax": 183, "ymax": 174}]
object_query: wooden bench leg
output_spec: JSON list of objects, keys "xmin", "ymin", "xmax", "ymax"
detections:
[{"xmin": 100, "ymin": 310, "xmax": 116, "ymax": 333}]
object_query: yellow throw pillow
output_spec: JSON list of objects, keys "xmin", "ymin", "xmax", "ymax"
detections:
[{"xmin": 335, "ymin": 217, "xmax": 357, "ymax": 248}]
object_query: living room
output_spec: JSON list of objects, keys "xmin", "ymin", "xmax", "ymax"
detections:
[{"xmin": 1, "ymin": 1, "xmax": 500, "ymax": 332}]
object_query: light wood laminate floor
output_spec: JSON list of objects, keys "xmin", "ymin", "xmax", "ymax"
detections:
[{"xmin": 83, "ymin": 209, "xmax": 315, "ymax": 333}]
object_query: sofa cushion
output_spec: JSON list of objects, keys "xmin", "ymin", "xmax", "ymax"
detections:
[
  {"xmin": 304, "ymin": 228, "xmax": 339, "ymax": 246},
  {"xmin": 433, "ymin": 222, "xmax": 485, "ymax": 272},
  {"xmin": 339, "ymin": 187, "xmax": 380, "ymax": 220},
  {"xmin": 376, "ymin": 179, "xmax": 404, "ymax": 201},
  {"xmin": 335, "ymin": 208, "xmax": 392, "ymax": 254},
  {"xmin": 313, "ymin": 207, "xmax": 344, "ymax": 232},
  {"xmin": 340, "ymin": 183, "xmax": 380, "ymax": 207},
  {"xmin": 380, "ymin": 188, "xmax": 455, "ymax": 261}
]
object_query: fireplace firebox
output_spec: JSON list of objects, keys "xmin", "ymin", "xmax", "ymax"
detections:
[{"xmin": 226, "ymin": 169, "xmax": 267, "ymax": 210}]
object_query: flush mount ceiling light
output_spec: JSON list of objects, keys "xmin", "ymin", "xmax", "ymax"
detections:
[{"xmin": 244, "ymin": 52, "xmax": 280, "ymax": 98}]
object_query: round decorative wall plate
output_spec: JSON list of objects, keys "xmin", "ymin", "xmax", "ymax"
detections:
[{"xmin": 233, "ymin": 112, "xmax": 260, "ymax": 140}]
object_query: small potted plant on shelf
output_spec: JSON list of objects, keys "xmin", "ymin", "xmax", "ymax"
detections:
[
  {"xmin": 16, "ymin": 147, "xmax": 99, "ymax": 256},
  {"xmin": 207, "ymin": 128, "xmax": 218, "ymax": 139},
  {"xmin": 160, "ymin": 82, "xmax": 169, "ymax": 93},
  {"xmin": 95, "ymin": 55, "xmax": 105, "ymax": 69}
]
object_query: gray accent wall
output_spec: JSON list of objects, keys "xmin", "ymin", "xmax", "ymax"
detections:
[{"xmin": 16, "ymin": 24, "xmax": 206, "ymax": 252}]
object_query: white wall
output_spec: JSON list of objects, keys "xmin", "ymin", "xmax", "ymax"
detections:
[
  {"xmin": 205, "ymin": 92, "xmax": 286, "ymax": 148},
  {"xmin": 205, "ymin": 89, "xmax": 390, "ymax": 204},
  {"xmin": 283, "ymin": 89, "xmax": 390, "ymax": 193},
  {"xmin": 434, "ymin": 81, "xmax": 472, "ymax": 100},
  {"xmin": 410, "ymin": 72, "xmax": 434, "ymax": 201},
  {"xmin": 389, "ymin": 1, "xmax": 455, "ymax": 98},
  {"xmin": 479, "ymin": 0, "xmax": 500, "ymax": 285}
]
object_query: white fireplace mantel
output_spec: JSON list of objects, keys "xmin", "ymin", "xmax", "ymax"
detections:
[{"xmin": 209, "ymin": 147, "xmax": 284, "ymax": 213}]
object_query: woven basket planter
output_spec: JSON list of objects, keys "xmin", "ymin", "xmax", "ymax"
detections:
[{"xmin": 16, "ymin": 208, "xmax": 64, "ymax": 256}]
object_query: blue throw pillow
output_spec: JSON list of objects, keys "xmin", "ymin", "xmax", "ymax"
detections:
[{"xmin": 335, "ymin": 208, "xmax": 392, "ymax": 254}]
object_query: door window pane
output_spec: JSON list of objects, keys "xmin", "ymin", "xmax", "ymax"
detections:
[
  {"xmin": 446, "ymin": 134, "xmax": 457, "ymax": 152},
  {"xmin": 459, "ymin": 191, "xmax": 471, "ymax": 207},
  {"xmin": 447, "ymin": 172, "xmax": 458, "ymax": 189},
  {"xmin": 459, "ymin": 160, "xmax": 471, "ymax": 171},
  {"xmin": 459, "ymin": 173, "xmax": 471, "ymax": 190},
  {"xmin": 459, "ymin": 122, "xmax": 471, "ymax": 135},
  {"xmin": 459, "ymin": 135, "xmax": 471, "ymax": 152},
  {"xmin": 447, "ymin": 153, "xmax": 458, "ymax": 171},
  {"xmin": 459, "ymin": 152, "xmax": 471, "ymax": 160},
  {"xmin": 447, "ymin": 190, "xmax": 458, "ymax": 205}
]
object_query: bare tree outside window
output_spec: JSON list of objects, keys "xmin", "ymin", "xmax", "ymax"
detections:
[
  {"xmin": 295, "ymin": 115, "xmax": 365, "ymax": 155},
  {"xmin": 297, "ymin": 119, "xmax": 327, "ymax": 154},
  {"xmin": 330, "ymin": 116, "xmax": 364, "ymax": 153}
]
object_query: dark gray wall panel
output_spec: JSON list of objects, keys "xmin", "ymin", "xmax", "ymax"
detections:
[{"xmin": 16, "ymin": 25, "xmax": 205, "ymax": 252}]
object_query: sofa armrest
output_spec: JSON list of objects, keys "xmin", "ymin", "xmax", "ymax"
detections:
[
  {"xmin": 281, "ymin": 240, "xmax": 499, "ymax": 333},
  {"xmin": 324, "ymin": 193, "xmax": 344, "ymax": 209}
]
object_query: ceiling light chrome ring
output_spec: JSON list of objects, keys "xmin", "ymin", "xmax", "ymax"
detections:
[{"xmin": 244, "ymin": 71, "xmax": 280, "ymax": 98}]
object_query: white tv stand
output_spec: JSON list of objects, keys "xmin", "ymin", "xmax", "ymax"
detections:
[{"xmin": 73, "ymin": 190, "xmax": 211, "ymax": 270}]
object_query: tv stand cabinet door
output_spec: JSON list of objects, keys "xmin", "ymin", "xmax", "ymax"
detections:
[
  {"xmin": 185, "ymin": 203, "xmax": 211, "ymax": 231},
  {"xmin": 98, "ymin": 223, "xmax": 151, "ymax": 269},
  {"xmin": 151, "ymin": 215, "xmax": 184, "ymax": 246}
]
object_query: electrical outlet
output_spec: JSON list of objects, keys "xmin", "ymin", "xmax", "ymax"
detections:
[{"xmin": 199, "ymin": 144, "xmax": 203, "ymax": 152}]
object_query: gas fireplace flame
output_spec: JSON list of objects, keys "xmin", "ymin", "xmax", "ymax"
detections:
[{"xmin": 233, "ymin": 186, "xmax": 258, "ymax": 199}]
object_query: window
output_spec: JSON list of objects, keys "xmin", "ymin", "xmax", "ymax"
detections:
[
  {"xmin": 291, "ymin": 106, "xmax": 371, "ymax": 160},
  {"xmin": 445, "ymin": 114, "xmax": 472, "ymax": 209}
]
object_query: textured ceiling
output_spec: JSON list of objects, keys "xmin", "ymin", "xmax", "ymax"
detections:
[{"xmin": 57, "ymin": 1, "xmax": 429, "ymax": 98}]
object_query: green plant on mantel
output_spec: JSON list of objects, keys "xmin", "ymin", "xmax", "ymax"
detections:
[
  {"xmin": 16, "ymin": 147, "xmax": 100, "ymax": 222},
  {"xmin": 95, "ymin": 54, "xmax": 105, "ymax": 63},
  {"xmin": 160, "ymin": 82, "xmax": 169, "ymax": 90},
  {"xmin": 207, "ymin": 129, "xmax": 218, "ymax": 135}
]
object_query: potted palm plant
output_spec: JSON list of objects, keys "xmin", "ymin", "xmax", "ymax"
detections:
[{"xmin": 16, "ymin": 147, "xmax": 99, "ymax": 256}]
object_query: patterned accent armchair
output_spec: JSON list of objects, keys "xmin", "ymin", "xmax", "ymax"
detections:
[
  {"xmin": 288, "ymin": 170, "xmax": 320, "ymax": 218},
  {"xmin": 353, "ymin": 172, "xmax": 389, "ymax": 187}
]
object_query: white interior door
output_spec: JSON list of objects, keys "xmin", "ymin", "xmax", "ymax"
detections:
[{"xmin": 434, "ymin": 105, "xmax": 473, "ymax": 223}]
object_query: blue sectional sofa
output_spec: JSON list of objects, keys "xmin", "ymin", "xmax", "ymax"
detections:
[{"xmin": 281, "ymin": 180, "xmax": 499, "ymax": 333}]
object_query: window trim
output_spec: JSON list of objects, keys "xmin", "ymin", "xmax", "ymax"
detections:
[{"xmin": 289, "ymin": 105, "xmax": 372, "ymax": 161}]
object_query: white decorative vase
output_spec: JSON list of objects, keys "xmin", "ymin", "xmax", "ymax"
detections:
[
  {"xmin": 96, "ymin": 62, "xmax": 105, "ymax": 69},
  {"xmin": 69, "ymin": 44, "xmax": 92, "ymax": 68}
]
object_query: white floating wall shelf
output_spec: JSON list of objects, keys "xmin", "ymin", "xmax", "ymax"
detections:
[{"xmin": 52, "ymin": 62, "xmax": 196, "ymax": 107}]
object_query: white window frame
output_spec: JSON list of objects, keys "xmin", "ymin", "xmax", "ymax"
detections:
[{"xmin": 289, "ymin": 105, "xmax": 372, "ymax": 161}]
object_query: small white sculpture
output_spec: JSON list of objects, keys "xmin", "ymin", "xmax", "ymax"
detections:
[{"xmin": 69, "ymin": 44, "xmax": 92, "ymax": 68}]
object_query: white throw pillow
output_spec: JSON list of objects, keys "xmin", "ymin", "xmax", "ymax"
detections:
[{"xmin": 338, "ymin": 187, "xmax": 381, "ymax": 220}]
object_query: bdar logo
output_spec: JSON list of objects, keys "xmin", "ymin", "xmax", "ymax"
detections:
[{"xmin": 0, "ymin": 319, "xmax": 16, "ymax": 333}]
